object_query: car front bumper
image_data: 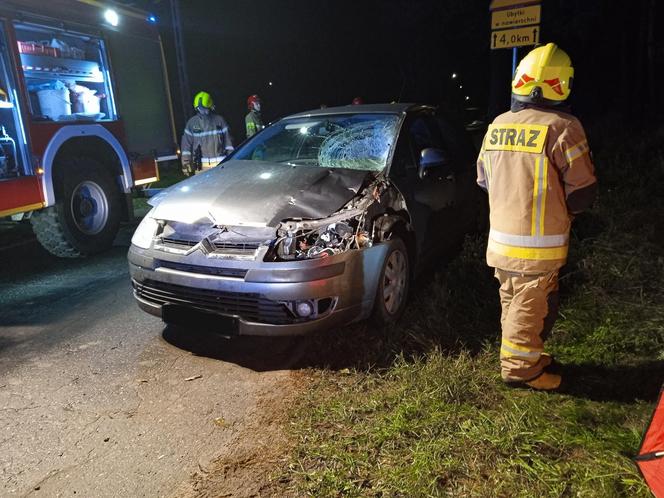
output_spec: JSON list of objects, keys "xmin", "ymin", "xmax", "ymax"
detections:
[{"xmin": 127, "ymin": 241, "xmax": 392, "ymax": 336}]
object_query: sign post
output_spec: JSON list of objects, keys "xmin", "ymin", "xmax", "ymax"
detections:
[{"xmin": 489, "ymin": 0, "xmax": 542, "ymax": 75}]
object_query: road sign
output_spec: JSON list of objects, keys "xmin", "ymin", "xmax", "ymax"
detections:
[
  {"xmin": 491, "ymin": 25, "xmax": 540, "ymax": 50},
  {"xmin": 491, "ymin": 4, "xmax": 541, "ymax": 30},
  {"xmin": 489, "ymin": 0, "xmax": 540, "ymax": 10}
]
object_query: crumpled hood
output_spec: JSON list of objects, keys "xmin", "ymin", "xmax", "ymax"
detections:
[{"xmin": 149, "ymin": 160, "xmax": 371, "ymax": 227}]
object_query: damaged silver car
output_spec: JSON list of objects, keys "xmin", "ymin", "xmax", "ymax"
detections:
[{"xmin": 128, "ymin": 104, "xmax": 479, "ymax": 336}]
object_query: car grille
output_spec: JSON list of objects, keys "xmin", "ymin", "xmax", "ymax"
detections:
[
  {"xmin": 161, "ymin": 237, "xmax": 197, "ymax": 248},
  {"xmin": 213, "ymin": 241, "xmax": 260, "ymax": 251},
  {"xmin": 133, "ymin": 279, "xmax": 293, "ymax": 325},
  {"xmin": 155, "ymin": 260, "xmax": 248, "ymax": 279},
  {"xmin": 159, "ymin": 237, "xmax": 261, "ymax": 257}
]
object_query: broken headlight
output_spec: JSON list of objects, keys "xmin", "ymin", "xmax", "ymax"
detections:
[{"xmin": 275, "ymin": 220, "xmax": 370, "ymax": 260}]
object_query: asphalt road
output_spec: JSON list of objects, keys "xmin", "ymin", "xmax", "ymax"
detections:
[{"xmin": 0, "ymin": 223, "xmax": 301, "ymax": 497}]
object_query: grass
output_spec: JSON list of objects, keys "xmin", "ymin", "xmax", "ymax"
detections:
[
  {"xmin": 132, "ymin": 162, "xmax": 187, "ymax": 217},
  {"xmin": 152, "ymin": 161, "xmax": 188, "ymax": 189},
  {"xmin": 280, "ymin": 124, "xmax": 664, "ymax": 497}
]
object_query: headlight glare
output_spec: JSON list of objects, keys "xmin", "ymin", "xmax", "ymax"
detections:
[{"xmin": 131, "ymin": 215, "xmax": 159, "ymax": 249}]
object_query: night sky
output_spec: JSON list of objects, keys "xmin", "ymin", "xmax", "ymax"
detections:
[{"xmin": 129, "ymin": 0, "xmax": 663, "ymax": 139}]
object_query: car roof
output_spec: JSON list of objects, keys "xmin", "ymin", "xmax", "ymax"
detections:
[{"xmin": 284, "ymin": 103, "xmax": 435, "ymax": 119}]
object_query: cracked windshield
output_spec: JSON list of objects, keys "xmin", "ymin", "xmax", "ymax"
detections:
[{"xmin": 234, "ymin": 113, "xmax": 401, "ymax": 171}]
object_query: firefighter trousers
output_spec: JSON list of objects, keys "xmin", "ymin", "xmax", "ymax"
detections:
[{"xmin": 494, "ymin": 268, "xmax": 560, "ymax": 382}]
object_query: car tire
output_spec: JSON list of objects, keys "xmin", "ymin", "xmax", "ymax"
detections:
[
  {"xmin": 31, "ymin": 158, "xmax": 122, "ymax": 258},
  {"xmin": 371, "ymin": 237, "xmax": 410, "ymax": 326}
]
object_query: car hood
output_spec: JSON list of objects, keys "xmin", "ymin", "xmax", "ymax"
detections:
[{"xmin": 149, "ymin": 160, "xmax": 372, "ymax": 227}]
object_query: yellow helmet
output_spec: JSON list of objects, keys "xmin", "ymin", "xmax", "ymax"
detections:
[
  {"xmin": 512, "ymin": 43, "xmax": 574, "ymax": 103},
  {"xmin": 193, "ymin": 91, "xmax": 214, "ymax": 109}
]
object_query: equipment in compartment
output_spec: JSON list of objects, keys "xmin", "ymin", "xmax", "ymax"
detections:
[
  {"xmin": 15, "ymin": 25, "xmax": 112, "ymax": 122},
  {"xmin": 17, "ymin": 40, "xmax": 60, "ymax": 57},
  {"xmin": 17, "ymin": 38, "xmax": 86, "ymax": 59},
  {"xmin": 0, "ymin": 126, "xmax": 18, "ymax": 178},
  {"xmin": 20, "ymin": 54, "xmax": 104, "ymax": 82},
  {"xmin": 70, "ymin": 84, "xmax": 102, "ymax": 114},
  {"xmin": 37, "ymin": 87, "xmax": 71, "ymax": 119}
]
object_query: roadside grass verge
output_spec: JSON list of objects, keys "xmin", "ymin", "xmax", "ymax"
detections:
[
  {"xmin": 132, "ymin": 162, "xmax": 186, "ymax": 217},
  {"xmin": 281, "ymin": 126, "xmax": 664, "ymax": 496}
]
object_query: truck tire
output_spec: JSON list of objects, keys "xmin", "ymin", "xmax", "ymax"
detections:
[
  {"xmin": 31, "ymin": 158, "xmax": 122, "ymax": 258},
  {"xmin": 371, "ymin": 237, "xmax": 410, "ymax": 326}
]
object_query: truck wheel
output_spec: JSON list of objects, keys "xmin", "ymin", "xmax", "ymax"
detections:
[
  {"xmin": 31, "ymin": 158, "xmax": 122, "ymax": 258},
  {"xmin": 371, "ymin": 237, "xmax": 410, "ymax": 325}
]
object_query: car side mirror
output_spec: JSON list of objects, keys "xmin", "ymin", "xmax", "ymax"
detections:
[{"xmin": 418, "ymin": 147, "xmax": 451, "ymax": 179}]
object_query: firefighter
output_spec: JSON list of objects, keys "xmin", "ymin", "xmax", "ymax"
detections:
[
  {"xmin": 476, "ymin": 43, "xmax": 597, "ymax": 391},
  {"xmin": 181, "ymin": 91, "xmax": 234, "ymax": 176},
  {"xmin": 245, "ymin": 94, "xmax": 264, "ymax": 139}
]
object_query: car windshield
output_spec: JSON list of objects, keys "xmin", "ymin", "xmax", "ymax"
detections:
[{"xmin": 233, "ymin": 113, "xmax": 402, "ymax": 172}]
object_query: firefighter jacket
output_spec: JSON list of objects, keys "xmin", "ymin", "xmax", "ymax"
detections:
[
  {"xmin": 477, "ymin": 106, "xmax": 597, "ymax": 273},
  {"xmin": 245, "ymin": 110, "xmax": 264, "ymax": 139},
  {"xmin": 181, "ymin": 113, "xmax": 234, "ymax": 171}
]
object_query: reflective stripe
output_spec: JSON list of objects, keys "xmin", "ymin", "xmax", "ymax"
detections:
[
  {"xmin": 181, "ymin": 150, "xmax": 192, "ymax": 156},
  {"xmin": 530, "ymin": 155, "xmax": 540, "ymax": 236},
  {"xmin": 503, "ymin": 338, "xmax": 542, "ymax": 353},
  {"xmin": 201, "ymin": 156, "xmax": 225, "ymax": 163},
  {"xmin": 539, "ymin": 156, "xmax": 548, "ymax": 236},
  {"xmin": 484, "ymin": 152, "xmax": 492, "ymax": 189},
  {"xmin": 500, "ymin": 346, "xmax": 541, "ymax": 360},
  {"xmin": 530, "ymin": 155, "xmax": 548, "ymax": 236},
  {"xmin": 0, "ymin": 202, "xmax": 45, "ymax": 218},
  {"xmin": 500, "ymin": 338, "xmax": 542, "ymax": 360},
  {"xmin": 489, "ymin": 229, "xmax": 567, "ymax": 248},
  {"xmin": 184, "ymin": 127, "xmax": 228, "ymax": 137},
  {"xmin": 565, "ymin": 140, "xmax": 590, "ymax": 165},
  {"xmin": 488, "ymin": 238, "xmax": 568, "ymax": 261}
]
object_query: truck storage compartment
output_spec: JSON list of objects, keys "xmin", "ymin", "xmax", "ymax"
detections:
[{"xmin": 14, "ymin": 23, "xmax": 116, "ymax": 122}]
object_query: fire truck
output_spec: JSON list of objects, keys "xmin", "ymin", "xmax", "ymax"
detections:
[{"xmin": 0, "ymin": 0, "xmax": 177, "ymax": 257}]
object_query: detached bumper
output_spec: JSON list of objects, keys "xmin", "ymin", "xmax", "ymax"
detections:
[{"xmin": 127, "ymin": 242, "xmax": 391, "ymax": 336}]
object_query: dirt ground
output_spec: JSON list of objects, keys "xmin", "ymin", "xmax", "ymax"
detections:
[{"xmin": 0, "ymin": 223, "xmax": 307, "ymax": 498}]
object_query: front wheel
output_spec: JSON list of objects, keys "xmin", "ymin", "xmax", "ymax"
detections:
[
  {"xmin": 371, "ymin": 237, "xmax": 410, "ymax": 325},
  {"xmin": 31, "ymin": 158, "xmax": 122, "ymax": 257}
]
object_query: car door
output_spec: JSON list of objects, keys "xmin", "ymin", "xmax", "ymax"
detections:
[
  {"xmin": 434, "ymin": 112, "xmax": 481, "ymax": 237},
  {"xmin": 388, "ymin": 111, "xmax": 458, "ymax": 264}
]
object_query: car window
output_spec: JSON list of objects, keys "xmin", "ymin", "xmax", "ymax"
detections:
[
  {"xmin": 407, "ymin": 115, "xmax": 448, "ymax": 168},
  {"xmin": 435, "ymin": 114, "xmax": 475, "ymax": 168},
  {"xmin": 234, "ymin": 113, "xmax": 402, "ymax": 172}
]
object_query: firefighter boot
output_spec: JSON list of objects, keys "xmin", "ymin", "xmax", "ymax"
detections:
[
  {"xmin": 506, "ymin": 372, "xmax": 562, "ymax": 391},
  {"xmin": 525, "ymin": 372, "xmax": 561, "ymax": 391}
]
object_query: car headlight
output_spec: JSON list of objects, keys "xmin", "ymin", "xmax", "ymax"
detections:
[{"xmin": 131, "ymin": 212, "xmax": 160, "ymax": 249}]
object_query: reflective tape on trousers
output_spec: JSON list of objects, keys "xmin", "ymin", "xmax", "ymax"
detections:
[
  {"xmin": 488, "ymin": 238, "xmax": 568, "ymax": 261},
  {"xmin": 500, "ymin": 346, "xmax": 541, "ymax": 360},
  {"xmin": 500, "ymin": 338, "xmax": 542, "ymax": 360},
  {"xmin": 489, "ymin": 229, "xmax": 568, "ymax": 248}
]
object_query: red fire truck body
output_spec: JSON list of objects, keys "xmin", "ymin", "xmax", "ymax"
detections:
[{"xmin": 0, "ymin": 0, "xmax": 176, "ymax": 257}]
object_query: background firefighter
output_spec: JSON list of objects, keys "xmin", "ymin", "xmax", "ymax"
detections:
[
  {"xmin": 245, "ymin": 94, "xmax": 264, "ymax": 139},
  {"xmin": 181, "ymin": 91, "xmax": 234, "ymax": 175},
  {"xmin": 476, "ymin": 43, "xmax": 598, "ymax": 391}
]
